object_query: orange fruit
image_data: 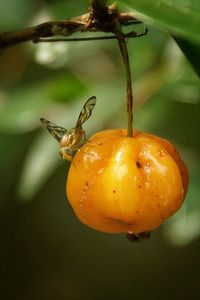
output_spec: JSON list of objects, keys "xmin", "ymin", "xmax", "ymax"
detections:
[{"xmin": 66, "ymin": 129, "xmax": 188, "ymax": 234}]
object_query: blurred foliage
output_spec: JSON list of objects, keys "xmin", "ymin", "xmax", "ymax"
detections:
[
  {"xmin": 0, "ymin": 1, "xmax": 200, "ymax": 299},
  {"xmin": 120, "ymin": 0, "xmax": 200, "ymax": 42},
  {"xmin": 172, "ymin": 36, "xmax": 200, "ymax": 77}
]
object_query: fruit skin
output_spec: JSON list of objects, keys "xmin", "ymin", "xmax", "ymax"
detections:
[{"xmin": 66, "ymin": 129, "xmax": 189, "ymax": 234}]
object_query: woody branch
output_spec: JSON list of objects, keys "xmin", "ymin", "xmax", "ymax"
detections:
[{"xmin": 0, "ymin": 1, "xmax": 142, "ymax": 48}]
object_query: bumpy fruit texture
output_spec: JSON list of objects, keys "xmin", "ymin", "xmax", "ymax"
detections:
[{"xmin": 66, "ymin": 129, "xmax": 188, "ymax": 234}]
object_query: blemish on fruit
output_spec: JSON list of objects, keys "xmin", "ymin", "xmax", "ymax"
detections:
[
  {"xmin": 159, "ymin": 149, "xmax": 166, "ymax": 157},
  {"xmin": 136, "ymin": 160, "xmax": 142, "ymax": 169}
]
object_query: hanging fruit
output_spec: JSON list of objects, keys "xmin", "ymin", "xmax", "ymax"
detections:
[{"xmin": 66, "ymin": 129, "xmax": 188, "ymax": 234}]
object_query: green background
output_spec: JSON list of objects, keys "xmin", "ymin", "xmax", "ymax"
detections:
[{"xmin": 0, "ymin": 0, "xmax": 200, "ymax": 299}]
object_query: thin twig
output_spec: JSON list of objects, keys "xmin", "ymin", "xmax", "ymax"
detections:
[{"xmin": 34, "ymin": 29, "xmax": 147, "ymax": 43}]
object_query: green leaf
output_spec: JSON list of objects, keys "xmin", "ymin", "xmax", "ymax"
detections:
[
  {"xmin": 120, "ymin": 0, "xmax": 200, "ymax": 43},
  {"xmin": 173, "ymin": 35, "xmax": 200, "ymax": 77}
]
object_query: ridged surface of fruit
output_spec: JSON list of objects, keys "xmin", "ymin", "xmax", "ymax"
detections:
[{"xmin": 67, "ymin": 129, "xmax": 188, "ymax": 233}]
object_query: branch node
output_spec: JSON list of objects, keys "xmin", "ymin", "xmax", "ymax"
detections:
[{"xmin": 0, "ymin": 4, "xmax": 146, "ymax": 49}]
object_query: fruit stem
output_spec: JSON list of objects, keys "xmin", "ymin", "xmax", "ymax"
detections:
[{"xmin": 115, "ymin": 27, "xmax": 133, "ymax": 137}]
